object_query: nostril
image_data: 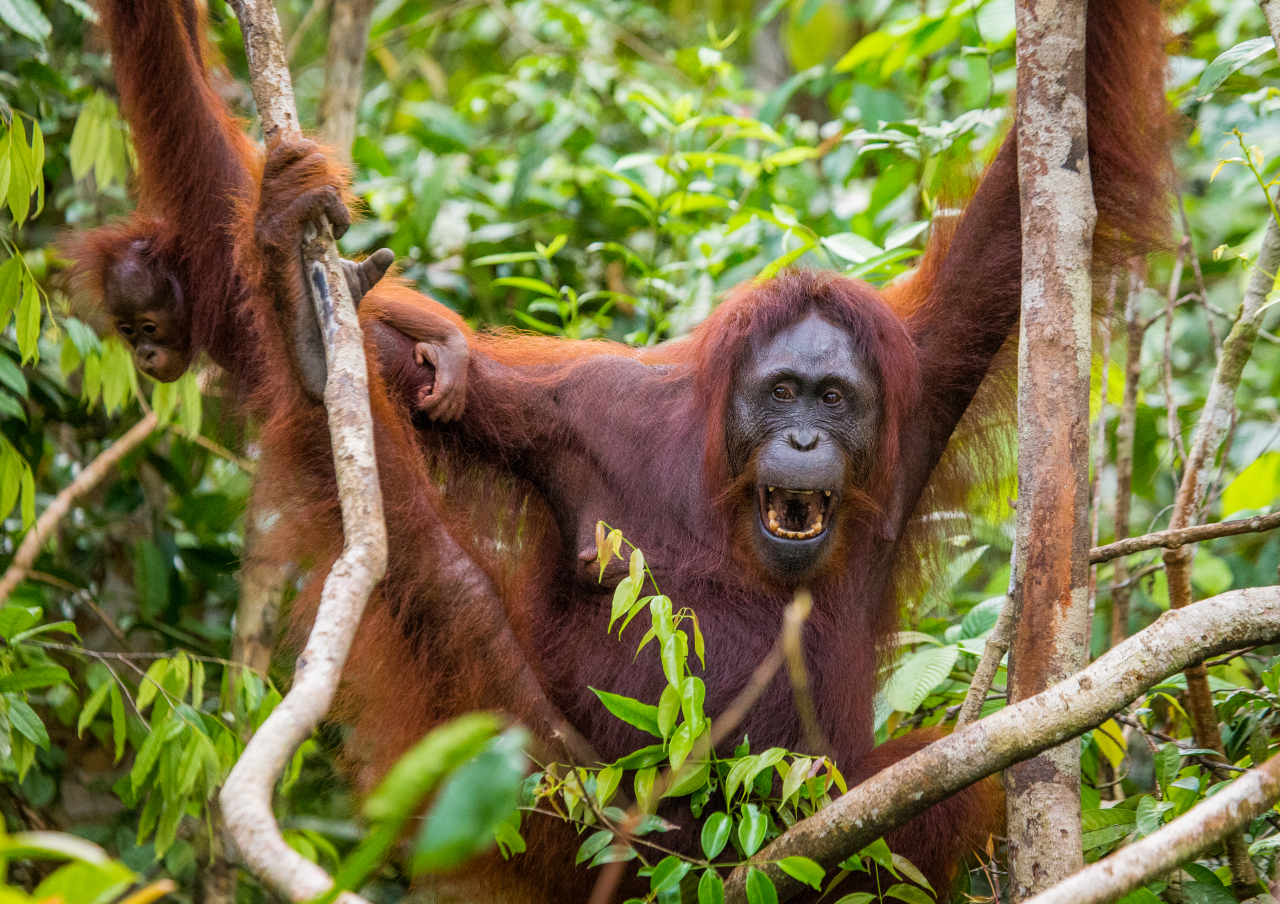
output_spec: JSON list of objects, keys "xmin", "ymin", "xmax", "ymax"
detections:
[{"xmin": 788, "ymin": 432, "xmax": 820, "ymax": 452}]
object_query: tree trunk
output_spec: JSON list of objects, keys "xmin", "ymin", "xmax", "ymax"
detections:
[
  {"xmin": 1004, "ymin": 0, "xmax": 1095, "ymax": 897},
  {"xmin": 316, "ymin": 0, "xmax": 376, "ymax": 163}
]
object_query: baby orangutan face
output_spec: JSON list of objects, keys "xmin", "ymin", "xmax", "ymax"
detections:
[{"xmin": 104, "ymin": 242, "xmax": 192, "ymax": 382}]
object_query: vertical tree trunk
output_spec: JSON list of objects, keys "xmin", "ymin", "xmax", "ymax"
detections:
[
  {"xmin": 1004, "ymin": 0, "xmax": 1095, "ymax": 897},
  {"xmin": 316, "ymin": 0, "xmax": 377, "ymax": 163}
]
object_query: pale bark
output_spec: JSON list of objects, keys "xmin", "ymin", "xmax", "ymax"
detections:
[
  {"xmin": 220, "ymin": 1, "xmax": 386, "ymax": 901},
  {"xmin": 0, "ymin": 412, "xmax": 158, "ymax": 605},
  {"xmin": 1006, "ymin": 0, "xmax": 1095, "ymax": 894},
  {"xmin": 722, "ymin": 586, "xmax": 1280, "ymax": 904},
  {"xmin": 316, "ymin": 0, "xmax": 376, "ymax": 163},
  {"xmin": 1020, "ymin": 751, "xmax": 1280, "ymax": 904},
  {"xmin": 956, "ymin": 542, "xmax": 1016, "ymax": 729},
  {"xmin": 231, "ymin": 507, "xmax": 286, "ymax": 676},
  {"xmin": 1091, "ymin": 511, "xmax": 1280, "ymax": 563}
]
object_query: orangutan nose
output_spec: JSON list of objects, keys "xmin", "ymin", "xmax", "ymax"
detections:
[{"xmin": 788, "ymin": 431, "xmax": 819, "ymax": 452}]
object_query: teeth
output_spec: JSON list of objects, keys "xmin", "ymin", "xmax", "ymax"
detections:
[
  {"xmin": 824, "ymin": 491, "xmax": 831, "ymax": 497},
  {"xmin": 768, "ymin": 487, "xmax": 775, "ymax": 493}
]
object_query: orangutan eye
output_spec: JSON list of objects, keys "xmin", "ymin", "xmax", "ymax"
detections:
[
  {"xmin": 118, "ymin": 324, "xmax": 135, "ymax": 337},
  {"xmin": 142, "ymin": 323, "xmax": 157, "ymax": 335},
  {"xmin": 772, "ymin": 385, "xmax": 794, "ymax": 401},
  {"xmin": 822, "ymin": 389, "xmax": 842, "ymax": 406}
]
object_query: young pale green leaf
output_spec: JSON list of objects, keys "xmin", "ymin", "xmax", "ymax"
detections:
[
  {"xmin": 657, "ymin": 683, "xmax": 681, "ymax": 739},
  {"xmin": 0, "ymin": 446, "xmax": 19, "ymax": 521},
  {"xmin": 7, "ymin": 118, "xmax": 30, "ymax": 227},
  {"xmin": 10, "ymin": 620, "xmax": 79, "ymax": 644},
  {"xmin": 591, "ymin": 688, "xmax": 662, "ymax": 737},
  {"xmin": 651, "ymin": 856, "xmax": 692, "ymax": 895},
  {"xmin": 7, "ymin": 698, "xmax": 48, "ymax": 748},
  {"xmin": 668, "ymin": 722, "xmax": 695, "ymax": 772},
  {"xmin": 19, "ymin": 462, "xmax": 33, "ymax": 528},
  {"xmin": 724, "ymin": 754, "xmax": 756, "ymax": 802},
  {"xmin": 629, "ymin": 548, "xmax": 645, "ymax": 586},
  {"xmin": 472, "ymin": 251, "xmax": 543, "ymax": 266},
  {"xmin": 858, "ymin": 838, "xmax": 896, "ymax": 875},
  {"xmin": 610, "ymin": 744, "xmax": 667, "ymax": 770},
  {"xmin": 758, "ymin": 241, "xmax": 816, "ymax": 280},
  {"xmin": 135, "ymin": 659, "xmax": 170, "ymax": 714},
  {"xmin": 130, "ymin": 715, "xmax": 182, "ymax": 791},
  {"xmin": 365, "ymin": 712, "xmax": 501, "ymax": 821},
  {"xmin": 745, "ymin": 867, "xmax": 778, "ymax": 904},
  {"xmin": 1198, "ymin": 37, "xmax": 1275, "ymax": 99},
  {"xmin": 660, "ymin": 631, "xmax": 687, "ymax": 689},
  {"xmin": 491, "ymin": 276, "xmax": 560, "ymax": 297},
  {"xmin": 701, "ymin": 811, "xmax": 731, "ymax": 859},
  {"xmin": 609, "ymin": 576, "xmax": 639, "ymax": 632},
  {"xmin": 596, "ymin": 765, "xmax": 621, "ymax": 807},
  {"xmin": 179, "ymin": 370, "xmax": 202, "ymax": 437},
  {"xmin": 16, "ymin": 273, "xmax": 40, "ymax": 362},
  {"xmin": 738, "ymin": 803, "xmax": 767, "ymax": 856},
  {"xmin": 0, "ymin": 606, "xmax": 39, "ymax": 641},
  {"xmin": 664, "ymin": 755, "xmax": 710, "ymax": 798},
  {"xmin": 0, "ymin": 666, "xmax": 71, "ymax": 694},
  {"xmin": 833, "ymin": 895, "xmax": 875, "ymax": 904},
  {"xmin": 781, "ymin": 756, "xmax": 812, "ymax": 807},
  {"xmin": 634, "ymin": 766, "xmax": 657, "ymax": 813},
  {"xmin": 699, "ymin": 868, "xmax": 725, "ymax": 904},
  {"xmin": 777, "ymin": 856, "xmax": 824, "ymax": 890},
  {"xmin": 742, "ymin": 747, "xmax": 786, "ymax": 795},
  {"xmin": 77, "ymin": 681, "xmax": 112, "ymax": 737},
  {"xmin": 681, "ymin": 676, "xmax": 706, "ymax": 732}
]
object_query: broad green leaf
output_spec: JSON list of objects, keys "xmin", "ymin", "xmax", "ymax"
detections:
[
  {"xmin": 738, "ymin": 803, "xmax": 766, "ymax": 856},
  {"xmin": 699, "ymin": 868, "xmax": 725, "ymax": 904},
  {"xmin": 960, "ymin": 597, "xmax": 1004, "ymax": 640},
  {"xmin": 701, "ymin": 811, "xmax": 731, "ymax": 859},
  {"xmin": 491, "ymin": 276, "xmax": 560, "ymax": 297},
  {"xmin": 884, "ymin": 645, "xmax": 959, "ymax": 714},
  {"xmin": 1198, "ymin": 37, "xmax": 1275, "ymax": 99},
  {"xmin": 0, "ymin": 666, "xmax": 70, "ymax": 694},
  {"xmin": 7, "ymin": 699, "xmax": 47, "ymax": 748},
  {"xmin": 681, "ymin": 676, "xmax": 706, "ymax": 732},
  {"xmin": 366, "ymin": 713, "xmax": 501, "ymax": 821},
  {"xmin": 34, "ymin": 861, "xmax": 133, "ymax": 904},
  {"xmin": 0, "ymin": 607, "xmax": 39, "ymax": 641},
  {"xmin": 591, "ymin": 688, "xmax": 661, "ymax": 737},
  {"xmin": 660, "ymin": 631, "xmax": 687, "ymax": 688},
  {"xmin": 890, "ymin": 854, "xmax": 933, "ymax": 893},
  {"xmin": 634, "ymin": 766, "xmax": 657, "ymax": 813},
  {"xmin": 413, "ymin": 728, "xmax": 528, "ymax": 872},
  {"xmin": 745, "ymin": 867, "xmax": 778, "ymax": 904},
  {"xmin": 2, "ymin": 830, "xmax": 112, "ymax": 863},
  {"xmin": 664, "ymin": 756, "xmax": 710, "ymax": 798},
  {"xmin": 651, "ymin": 856, "xmax": 692, "ymax": 895},
  {"xmin": 669, "ymin": 722, "xmax": 695, "ymax": 771},
  {"xmin": 1092, "ymin": 719, "xmax": 1126, "ymax": 770},
  {"xmin": 1154, "ymin": 743, "xmax": 1181, "ymax": 793},
  {"xmin": 821, "ymin": 233, "xmax": 882, "ymax": 264},
  {"xmin": 0, "ymin": 0, "xmax": 51, "ymax": 42},
  {"xmin": 609, "ymin": 576, "xmax": 639, "ymax": 632},
  {"xmin": 657, "ymin": 683, "xmax": 681, "ymax": 739},
  {"xmin": 610, "ymin": 744, "xmax": 667, "ymax": 770},
  {"xmin": 777, "ymin": 856, "xmax": 824, "ymax": 890},
  {"xmin": 859, "ymin": 838, "xmax": 896, "ymax": 875},
  {"xmin": 781, "ymin": 756, "xmax": 812, "ymax": 806}
]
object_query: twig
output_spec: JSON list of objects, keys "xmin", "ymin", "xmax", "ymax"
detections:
[
  {"xmin": 284, "ymin": 0, "xmax": 329, "ymax": 62},
  {"xmin": 1164, "ymin": 248, "xmax": 1188, "ymax": 472},
  {"xmin": 167, "ymin": 423, "xmax": 257, "ymax": 472},
  {"xmin": 956, "ymin": 540, "xmax": 1016, "ymax": 728},
  {"xmin": 782, "ymin": 590, "xmax": 829, "ymax": 756},
  {"xmin": 219, "ymin": 1, "xmax": 387, "ymax": 901},
  {"xmin": 0, "ymin": 412, "xmax": 158, "ymax": 606},
  {"xmin": 1088, "ymin": 272, "xmax": 1117, "ymax": 626},
  {"xmin": 1091, "ymin": 511, "xmax": 1280, "ymax": 563},
  {"xmin": 1019, "ymin": 752, "xmax": 1280, "ymax": 904},
  {"xmin": 722, "ymin": 586, "xmax": 1280, "ymax": 904}
]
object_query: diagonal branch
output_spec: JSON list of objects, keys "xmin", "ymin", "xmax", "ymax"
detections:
[{"xmin": 722, "ymin": 585, "xmax": 1280, "ymax": 904}]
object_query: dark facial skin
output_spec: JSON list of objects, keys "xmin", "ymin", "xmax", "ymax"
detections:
[
  {"xmin": 725, "ymin": 311, "xmax": 881, "ymax": 583},
  {"xmin": 104, "ymin": 243, "xmax": 192, "ymax": 382}
]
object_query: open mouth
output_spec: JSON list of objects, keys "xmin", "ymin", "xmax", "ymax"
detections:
[{"xmin": 758, "ymin": 486, "xmax": 834, "ymax": 541}]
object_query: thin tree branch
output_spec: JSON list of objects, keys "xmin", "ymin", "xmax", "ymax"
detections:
[
  {"xmin": 956, "ymin": 541, "xmax": 1016, "ymax": 728},
  {"xmin": 0, "ymin": 412, "xmax": 158, "ymax": 606},
  {"xmin": 218, "ymin": 1, "xmax": 387, "ymax": 901},
  {"xmin": 316, "ymin": 0, "xmax": 375, "ymax": 164},
  {"xmin": 1020, "ymin": 751, "xmax": 1280, "ymax": 904},
  {"xmin": 1091, "ymin": 511, "xmax": 1280, "ymax": 563},
  {"xmin": 723, "ymin": 586, "xmax": 1280, "ymax": 904},
  {"xmin": 1111, "ymin": 260, "xmax": 1145, "ymax": 648}
]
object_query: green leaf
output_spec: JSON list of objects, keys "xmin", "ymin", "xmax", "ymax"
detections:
[
  {"xmin": 0, "ymin": 607, "xmax": 40, "ymax": 640},
  {"xmin": 609, "ymin": 576, "xmax": 639, "ymax": 632},
  {"xmin": 1154, "ymin": 743, "xmax": 1181, "ymax": 794},
  {"xmin": 591, "ymin": 688, "xmax": 662, "ymax": 737},
  {"xmin": 781, "ymin": 757, "xmax": 811, "ymax": 806},
  {"xmin": 664, "ymin": 756, "xmax": 710, "ymax": 798},
  {"xmin": 179, "ymin": 369, "xmax": 202, "ymax": 436},
  {"xmin": 576, "ymin": 830, "xmax": 612, "ymax": 866},
  {"xmin": 596, "ymin": 765, "xmax": 621, "ymax": 806},
  {"xmin": 33, "ymin": 861, "xmax": 134, "ymax": 904},
  {"xmin": 651, "ymin": 856, "xmax": 692, "ymax": 895},
  {"xmin": 131, "ymin": 715, "xmax": 182, "ymax": 791},
  {"xmin": 78, "ymin": 681, "xmax": 112, "ymax": 737},
  {"xmin": 745, "ymin": 867, "xmax": 778, "ymax": 904},
  {"xmin": 859, "ymin": 838, "xmax": 896, "ymax": 875},
  {"xmin": 0, "ymin": 0, "xmax": 51, "ymax": 42},
  {"xmin": 699, "ymin": 868, "xmax": 725, "ymax": 904},
  {"xmin": 821, "ymin": 232, "xmax": 883, "ymax": 264},
  {"xmin": 109, "ymin": 682, "xmax": 125, "ymax": 762},
  {"xmin": 660, "ymin": 631, "xmax": 687, "ymax": 688},
  {"xmin": 701, "ymin": 811, "xmax": 731, "ymax": 859},
  {"xmin": 491, "ymin": 276, "xmax": 560, "ymax": 297},
  {"xmin": 658, "ymin": 683, "xmax": 681, "ymax": 739},
  {"xmin": 960, "ymin": 597, "xmax": 1004, "ymax": 640},
  {"xmin": 0, "ymin": 666, "xmax": 70, "ymax": 694},
  {"xmin": 884, "ymin": 645, "xmax": 959, "ymax": 715},
  {"xmin": 885, "ymin": 884, "xmax": 934, "ymax": 904},
  {"xmin": 725, "ymin": 755, "xmax": 756, "ymax": 802},
  {"xmin": 412, "ymin": 728, "xmax": 528, "ymax": 873},
  {"xmin": 135, "ymin": 659, "xmax": 169, "ymax": 713},
  {"xmin": 890, "ymin": 854, "xmax": 933, "ymax": 893},
  {"xmin": 1198, "ymin": 37, "xmax": 1275, "ymax": 99},
  {"xmin": 610, "ymin": 744, "xmax": 667, "ymax": 770},
  {"xmin": 68, "ymin": 96, "xmax": 100, "ymax": 181},
  {"xmin": 6, "ymin": 118, "xmax": 30, "ymax": 227},
  {"xmin": 471, "ymin": 251, "xmax": 543, "ymax": 265},
  {"xmin": 634, "ymin": 766, "xmax": 658, "ymax": 813},
  {"xmin": 758, "ymin": 241, "xmax": 816, "ymax": 280},
  {"xmin": 778, "ymin": 856, "xmax": 824, "ymax": 890},
  {"xmin": 834, "ymin": 896, "xmax": 876, "ymax": 904},
  {"xmin": 365, "ymin": 713, "xmax": 502, "ymax": 821},
  {"xmin": 7, "ymin": 699, "xmax": 48, "ymax": 748},
  {"xmin": 16, "ymin": 272, "xmax": 40, "ymax": 362},
  {"xmin": 738, "ymin": 803, "xmax": 767, "ymax": 856}
]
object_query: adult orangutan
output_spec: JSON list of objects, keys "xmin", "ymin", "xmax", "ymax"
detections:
[{"xmin": 67, "ymin": 0, "xmax": 1171, "ymax": 897}]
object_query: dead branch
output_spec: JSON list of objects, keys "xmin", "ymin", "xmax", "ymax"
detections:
[
  {"xmin": 218, "ymin": 1, "xmax": 386, "ymax": 901},
  {"xmin": 0, "ymin": 412, "xmax": 158, "ymax": 606},
  {"xmin": 1020, "ymin": 751, "xmax": 1280, "ymax": 904},
  {"xmin": 722, "ymin": 586, "xmax": 1280, "ymax": 904},
  {"xmin": 1091, "ymin": 511, "xmax": 1280, "ymax": 563}
]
